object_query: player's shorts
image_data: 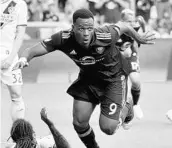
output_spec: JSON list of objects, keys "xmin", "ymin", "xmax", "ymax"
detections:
[
  {"xmin": 128, "ymin": 52, "xmax": 140, "ymax": 73},
  {"xmin": 67, "ymin": 74, "xmax": 128, "ymax": 120},
  {"xmin": 1, "ymin": 53, "xmax": 23, "ymax": 86}
]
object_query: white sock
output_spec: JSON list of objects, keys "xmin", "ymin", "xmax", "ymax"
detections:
[{"xmin": 11, "ymin": 97, "xmax": 25, "ymax": 121}]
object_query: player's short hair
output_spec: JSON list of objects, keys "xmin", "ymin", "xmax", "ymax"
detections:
[
  {"xmin": 73, "ymin": 8, "xmax": 94, "ymax": 23},
  {"xmin": 10, "ymin": 119, "xmax": 36, "ymax": 148},
  {"xmin": 121, "ymin": 9, "xmax": 135, "ymax": 21}
]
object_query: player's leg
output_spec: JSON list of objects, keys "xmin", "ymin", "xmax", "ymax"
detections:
[
  {"xmin": 1, "ymin": 56, "xmax": 25, "ymax": 121},
  {"xmin": 73, "ymin": 99, "xmax": 99, "ymax": 148},
  {"xmin": 7, "ymin": 84, "xmax": 25, "ymax": 121},
  {"xmin": 129, "ymin": 55, "xmax": 143, "ymax": 119},
  {"xmin": 67, "ymin": 80, "xmax": 99, "ymax": 148},
  {"xmin": 99, "ymin": 75, "xmax": 133, "ymax": 134}
]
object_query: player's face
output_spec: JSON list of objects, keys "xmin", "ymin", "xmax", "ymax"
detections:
[
  {"xmin": 73, "ymin": 18, "xmax": 94, "ymax": 48},
  {"xmin": 124, "ymin": 14, "xmax": 139, "ymax": 28}
]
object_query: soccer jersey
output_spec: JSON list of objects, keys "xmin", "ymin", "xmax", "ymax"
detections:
[
  {"xmin": 116, "ymin": 26, "xmax": 140, "ymax": 53},
  {"xmin": 10, "ymin": 135, "xmax": 55, "ymax": 148},
  {"xmin": 42, "ymin": 25, "xmax": 126, "ymax": 82},
  {"xmin": 0, "ymin": 0, "xmax": 27, "ymax": 56}
]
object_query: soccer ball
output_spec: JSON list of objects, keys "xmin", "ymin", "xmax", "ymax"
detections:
[{"xmin": 166, "ymin": 109, "xmax": 172, "ymax": 122}]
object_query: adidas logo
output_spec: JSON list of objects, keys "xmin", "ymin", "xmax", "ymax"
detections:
[{"xmin": 69, "ymin": 50, "xmax": 77, "ymax": 55}]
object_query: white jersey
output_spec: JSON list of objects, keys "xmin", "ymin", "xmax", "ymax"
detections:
[
  {"xmin": 9, "ymin": 135, "xmax": 55, "ymax": 148},
  {"xmin": 0, "ymin": 0, "xmax": 27, "ymax": 56}
]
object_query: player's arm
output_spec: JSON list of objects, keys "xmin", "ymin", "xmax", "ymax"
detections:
[
  {"xmin": 13, "ymin": 33, "xmax": 62, "ymax": 70},
  {"xmin": 113, "ymin": 21, "xmax": 155, "ymax": 45},
  {"xmin": 40, "ymin": 108, "xmax": 71, "ymax": 148}
]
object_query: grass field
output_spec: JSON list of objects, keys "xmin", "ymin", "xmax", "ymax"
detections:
[{"xmin": 1, "ymin": 70, "xmax": 172, "ymax": 148}]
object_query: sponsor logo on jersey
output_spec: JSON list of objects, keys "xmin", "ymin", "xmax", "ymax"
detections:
[
  {"xmin": 73, "ymin": 56, "xmax": 104, "ymax": 65},
  {"xmin": 0, "ymin": 1, "xmax": 17, "ymax": 29},
  {"xmin": 96, "ymin": 47, "xmax": 105, "ymax": 54}
]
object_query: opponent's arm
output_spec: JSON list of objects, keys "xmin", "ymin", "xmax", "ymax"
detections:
[
  {"xmin": 40, "ymin": 108, "xmax": 71, "ymax": 148},
  {"xmin": 114, "ymin": 21, "xmax": 155, "ymax": 45}
]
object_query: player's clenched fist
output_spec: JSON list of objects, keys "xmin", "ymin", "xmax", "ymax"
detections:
[{"xmin": 13, "ymin": 57, "xmax": 29, "ymax": 70}]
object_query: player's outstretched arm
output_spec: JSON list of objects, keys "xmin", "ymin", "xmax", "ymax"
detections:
[
  {"xmin": 114, "ymin": 21, "xmax": 156, "ymax": 45},
  {"xmin": 40, "ymin": 108, "xmax": 71, "ymax": 148},
  {"xmin": 13, "ymin": 42, "xmax": 49, "ymax": 70}
]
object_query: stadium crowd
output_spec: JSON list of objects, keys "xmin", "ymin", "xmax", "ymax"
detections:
[{"xmin": 25, "ymin": 0, "xmax": 172, "ymax": 38}]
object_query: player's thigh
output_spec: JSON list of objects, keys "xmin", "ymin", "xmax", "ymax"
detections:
[
  {"xmin": 99, "ymin": 75, "xmax": 127, "ymax": 129},
  {"xmin": 73, "ymin": 99, "xmax": 96, "ymax": 125}
]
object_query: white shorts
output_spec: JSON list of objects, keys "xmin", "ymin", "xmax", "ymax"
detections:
[{"xmin": 1, "ymin": 54, "xmax": 23, "ymax": 86}]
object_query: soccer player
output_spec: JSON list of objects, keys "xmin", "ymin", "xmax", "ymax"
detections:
[
  {"xmin": 0, "ymin": 0, "xmax": 27, "ymax": 121},
  {"xmin": 6, "ymin": 108, "xmax": 71, "ymax": 148},
  {"xmin": 14, "ymin": 9, "xmax": 155, "ymax": 148},
  {"xmin": 116, "ymin": 9, "xmax": 146, "ymax": 119}
]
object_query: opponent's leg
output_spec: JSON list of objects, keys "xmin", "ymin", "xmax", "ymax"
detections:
[
  {"xmin": 7, "ymin": 85, "xmax": 25, "ymax": 121},
  {"xmin": 129, "ymin": 72, "xmax": 143, "ymax": 119},
  {"xmin": 73, "ymin": 99, "xmax": 99, "ymax": 148}
]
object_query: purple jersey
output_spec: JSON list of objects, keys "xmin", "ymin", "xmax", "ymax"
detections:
[{"xmin": 41, "ymin": 25, "xmax": 126, "ymax": 82}]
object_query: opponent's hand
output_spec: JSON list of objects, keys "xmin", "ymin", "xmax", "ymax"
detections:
[
  {"xmin": 140, "ymin": 31, "xmax": 156, "ymax": 44},
  {"xmin": 13, "ymin": 57, "xmax": 29, "ymax": 70}
]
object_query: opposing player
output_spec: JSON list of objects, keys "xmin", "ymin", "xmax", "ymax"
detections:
[
  {"xmin": 14, "ymin": 9, "xmax": 155, "ymax": 148},
  {"xmin": 116, "ymin": 9, "xmax": 146, "ymax": 119},
  {"xmin": 6, "ymin": 108, "xmax": 71, "ymax": 148},
  {"xmin": 0, "ymin": 0, "xmax": 27, "ymax": 121}
]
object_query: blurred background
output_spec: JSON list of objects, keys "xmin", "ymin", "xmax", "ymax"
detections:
[{"xmin": 24, "ymin": 0, "xmax": 172, "ymax": 39}]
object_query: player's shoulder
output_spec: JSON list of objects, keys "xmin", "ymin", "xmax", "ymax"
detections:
[
  {"xmin": 93, "ymin": 25, "xmax": 114, "ymax": 46},
  {"xmin": 50, "ymin": 28, "xmax": 73, "ymax": 44},
  {"xmin": 95, "ymin": 26, "xmax": 112, "ymax": 39},
  {"xmin": 61, "ymin": 28, "xmax": 73, "ymax": 39},
  {"xmin": 13, "ymin": 0, "xmax": 27, "ymax": 7}
]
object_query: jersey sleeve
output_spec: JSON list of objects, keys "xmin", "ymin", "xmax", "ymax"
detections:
[
  {"xmin": 41, "ymin": 31, "xmax": 63, "ymax": 52},
  {"xmin": 107, "ymin": 24, "xmax": 120, "ymax": 44},
  {"xmin": 17, "ymin": 0, "xmax": 27, "ymax": 26}
]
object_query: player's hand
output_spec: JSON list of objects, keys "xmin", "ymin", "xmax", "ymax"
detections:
[
  {"xmin": 140, "ymin": 31, "xmax": 156, "ymax": 44},
  {"xmin": 1, "ymin": 57, "xmax": 14, "ymax": 70},
  {"xmin": 13, "ymin": 57, "xmax": 29, "ymax": 70},
  {"xmin": 40, "ymin": 107, "xmax": 48, "ymax": 122}
]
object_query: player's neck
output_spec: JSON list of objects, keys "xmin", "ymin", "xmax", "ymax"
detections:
[{"xmin": 1, "ymin": 0, "xmax": 11, "ymax": 4}]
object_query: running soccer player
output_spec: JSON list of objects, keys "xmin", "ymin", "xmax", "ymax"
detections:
[
  {"xmin": 0, "ymin": 0, "xmax": 27, "ymax": 121},
  {"xmin": 6, "ymin": 108, "xmax": 71, "ymax": 148},
  {"xmin": 116, "ymin": 9, "xmax": 146, "ymax": 119},
  {"xmin": 14, "ymin": 9, "xmax": 155, "ymax": 148}
]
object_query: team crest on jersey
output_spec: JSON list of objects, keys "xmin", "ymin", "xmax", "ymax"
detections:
[{"xmin": 96, "ymin": 47, "xmax": 105, "ymax": 54}]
